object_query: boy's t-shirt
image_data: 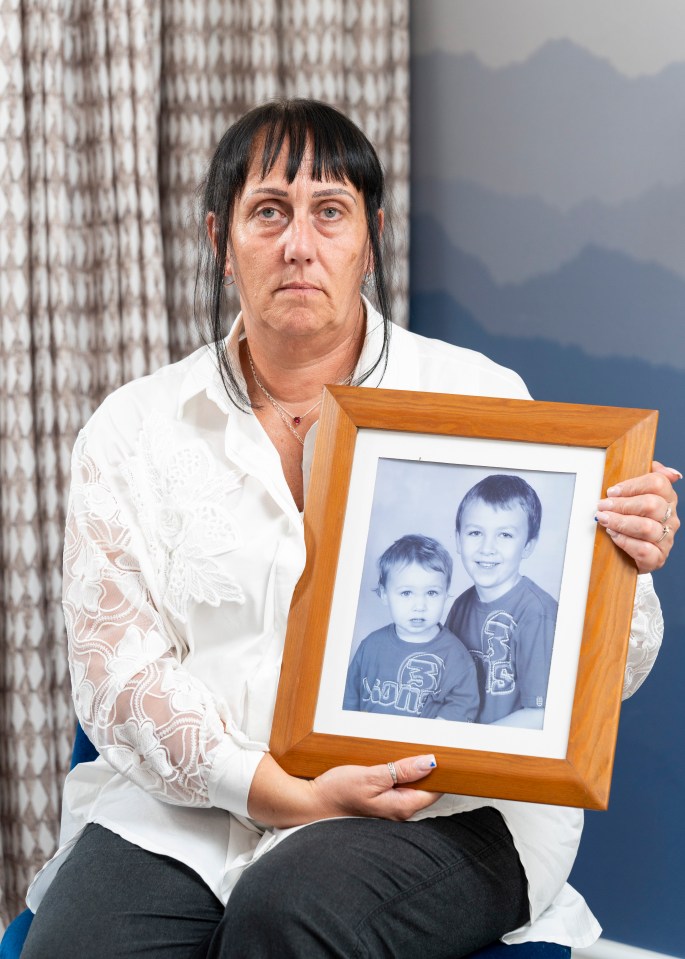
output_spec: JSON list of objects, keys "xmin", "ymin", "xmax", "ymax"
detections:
[
  {"xmin": 445, "ymin": 575, "xmax": 557, "ymax": 724},
  {"xmin": 343, "ymin": 623, "xmax": 479, "ymax": 721}
]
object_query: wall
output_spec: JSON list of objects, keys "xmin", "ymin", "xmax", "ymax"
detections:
[{"xmin": 408, "ymin": 2, "xmax": 685, "ymax": 955}]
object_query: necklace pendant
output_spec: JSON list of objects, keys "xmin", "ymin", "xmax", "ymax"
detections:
[{"xmin": 293, "ymin": 416, "xmax": 301, "ymax": 425}]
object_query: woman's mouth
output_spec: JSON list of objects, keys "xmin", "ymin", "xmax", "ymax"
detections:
[{"xmin": 278, "ymin": 283, "xmax": 321, "ymax": 293}]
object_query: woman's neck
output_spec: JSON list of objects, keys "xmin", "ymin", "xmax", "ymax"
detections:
[
  {"xmin": 240, "ymin": 320, "xmax": 365, "ymax": 409},
  {"xmin": 239, "ymin": 321, "xmax": 366, "ymax": 513}
]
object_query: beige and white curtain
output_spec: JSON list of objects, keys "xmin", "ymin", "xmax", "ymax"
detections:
[{"xmin": 0, "ymin": 0, "xmax": 409, "ymax": 924}]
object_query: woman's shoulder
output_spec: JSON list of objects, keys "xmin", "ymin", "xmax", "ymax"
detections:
[
  {"xmin": 389, "ymin": 323, "xmax": 531, "ymax": 401},
  {"xmin": 84, "ymin": 344, "xmax": 217, "ymax": 437},
  {"xmin": 75, "ymin": 344, "xmax": 223, "ymax": 474}
]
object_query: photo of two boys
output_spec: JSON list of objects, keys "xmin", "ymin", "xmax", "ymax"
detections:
[{"xmin": 343, "ymin": 460, "xmax": 576, "ymax": 731}]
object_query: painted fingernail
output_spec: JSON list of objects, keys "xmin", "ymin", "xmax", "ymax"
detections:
[
  {"xmin": 414, "ymin": 755, "xmax": 437, "ymax": 770},
  {"xmin": 597, "ymin": 499, "xmax": 614, "ymax": 511},
  {"xmin": 605, "ymin": 527, "xmax": 618, "ymax": 538},
  {"xmin": 607, "ymin": 485, "xmax": 622, "ymax": 496},
  {"xmin": 666, "ymin": 468, "xmax": 683, "ymax": 479},
  {"xmin": 595, "ymin": 511, "xmax": 609, "ymax": 526}
]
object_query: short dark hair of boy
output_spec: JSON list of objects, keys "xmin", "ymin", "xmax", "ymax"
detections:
[
  {"xmin": 455, "ymin": 474, "xmax": 542, "ymax": 544},
  {"xmin": 375, "ymin": 534, "xmax": 453, "ymax": 594}
]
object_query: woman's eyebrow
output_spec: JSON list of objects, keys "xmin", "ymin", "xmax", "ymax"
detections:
[
  {"xmin": 246, "ymin": 186, "xmax": 357, "ymax": 203},
  {"xmin": 246, "ymin": 187, "xmax": 289, "ymax": 197},
  {"xmin": 312, "ymin": 188, "xmax": 357, "ymax": 203}
]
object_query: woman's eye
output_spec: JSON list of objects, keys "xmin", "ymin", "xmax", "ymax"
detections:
[
  {"xmin": 321, "ymin": 207, "xmax": 341, "ymax": 219},
  {"xmin": 257, "ymin": 206, "xmax": 287, "ymax": 222}
]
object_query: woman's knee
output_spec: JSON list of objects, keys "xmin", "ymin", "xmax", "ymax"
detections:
[{"xmin": 214, "ymin": 822, "xmax": 367, "ymax": 957}]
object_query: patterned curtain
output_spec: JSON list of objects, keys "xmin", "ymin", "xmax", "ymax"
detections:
[{"xmin": 0, "ymin": 0, "xmax": 409, "ymax": 924}]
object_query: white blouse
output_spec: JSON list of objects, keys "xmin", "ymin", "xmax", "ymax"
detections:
[{"xmin": 28, "ymin": 304, "xmax": 664, "ymax": 949}]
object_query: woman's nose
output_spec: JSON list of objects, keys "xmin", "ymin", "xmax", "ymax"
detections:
[{"xmin": 283, "ymin": 214, "xmax": 316, "ymax": 263}]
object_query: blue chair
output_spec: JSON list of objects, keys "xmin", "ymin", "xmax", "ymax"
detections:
[
  {"xmin": 468, "ymin": 947, "xmax": 569, "ymax": 958},
  {"xmin": 0, "ymin": 726, "xmax": 570, "ymax": 958}
]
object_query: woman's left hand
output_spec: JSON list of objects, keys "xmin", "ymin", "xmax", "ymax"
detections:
[{"xmin": 595, "ymin": 461, "xmax": 681, "ymax": 573}]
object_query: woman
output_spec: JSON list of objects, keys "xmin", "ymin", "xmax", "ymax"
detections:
[{"xmin": 23, "ymin": 99, "xmax": 679, "ymax": 958}]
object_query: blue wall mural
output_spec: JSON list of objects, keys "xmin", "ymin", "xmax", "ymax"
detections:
[{"xmin": 409, "ymin": 3, "xmax": 685, "ymax": 955}]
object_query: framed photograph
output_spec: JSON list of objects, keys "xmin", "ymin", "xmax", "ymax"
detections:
[{"xmin": 270, "ymin": 387, "xmax": 658, "ymax": 809}]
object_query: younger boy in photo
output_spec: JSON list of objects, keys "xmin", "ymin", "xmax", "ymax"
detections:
[
  {"xmin": 343, "ymin": 534, "xmax": 479, "ymax": 721},
  {"xmin": 445, "ymin": 474, "xmax": 558, "ymax": 728}
]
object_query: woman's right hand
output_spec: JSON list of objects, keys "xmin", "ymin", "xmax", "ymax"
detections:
[{"xmin": 247, "ymin": 753, "xmax": 441, "ymax": 828}]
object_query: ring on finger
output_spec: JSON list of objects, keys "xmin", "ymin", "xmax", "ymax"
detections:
[
  {"xmin": 661, "ymin": 504, "xmax": 673, "ymax": 524},
  {"xmin": 387, "ymin": 761, "xmax": 398, "ymax": 785},
  {"xmin": 657, "ymin": 525, "xmax": 671, "ymax": 544}
]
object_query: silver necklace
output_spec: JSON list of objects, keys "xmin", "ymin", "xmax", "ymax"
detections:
[
  {"xmin": 246, "ymin": 345, "xmax": 356, "ymax": 446},
  {"xmin": 247, "ymin": 346, "xmax": 323, "ymax": 425},
  {"xmin": 247, "ymin": 346, "xmax": 322, "ymax": 446},
  {"xmin": 267, "ymin": 400, "xmax": 306, "ymax": 446}
]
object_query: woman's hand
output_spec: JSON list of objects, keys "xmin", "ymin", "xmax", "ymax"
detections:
[
  {"xmin": 247, "ymin": 753, "xmax": 441, "ymax": 828},
  {"xmin": 595, "ymin": 461, "xmax": 681, "ymax": 573},
  {"xmin": 308, "ymin": 755, "xmax": 441, "ymax": 821}
]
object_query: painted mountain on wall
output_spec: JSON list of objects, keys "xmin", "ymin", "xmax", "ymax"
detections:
[
  {"xmin": 412, "ymin": 176, "xmax": 685, "ymax": 285},
  {"xmin": 410, "ymin": 40, "xmax": 685, "ymax": 374},
  {"xmin": 412, "ymin": 213, "xmax": 685, "ymax": 371},
  {"xmin": 412, "ymin": 40, "xmax": 685, "ymax": 206}
]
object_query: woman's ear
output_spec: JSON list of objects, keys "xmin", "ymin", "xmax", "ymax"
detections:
[
  {"xmin": 206, "ymin": 212, "xmax": 233, "ymax": 282},
  {"xmin": 206, "ymin": 212, "xmax": 218, "ymax": 256}
]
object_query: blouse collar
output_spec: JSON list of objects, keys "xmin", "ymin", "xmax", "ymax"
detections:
[{"xmin": 176, "ymin": 296, "xmax": 417, "ymax": 421}]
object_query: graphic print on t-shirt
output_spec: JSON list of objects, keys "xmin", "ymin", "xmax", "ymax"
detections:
[
  {"xmin": 362, "ymin": 652, "xmax": 446, "ymax": 715},
  {"xmin": 472, "ymin": 610, "xmax": 517, "ymax": 697}
]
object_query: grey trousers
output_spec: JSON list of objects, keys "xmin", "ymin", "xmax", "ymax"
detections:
[{"xmin": 21, "ymin": 808, "xmax": 529, "ymax": 959}]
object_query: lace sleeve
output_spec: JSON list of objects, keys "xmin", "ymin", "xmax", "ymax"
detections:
[
  {"xmin": 622, "ymin": 573, "xmax": 664, "ymax": 701},
  {"xmin": 63, "ymin": 432, "xmax": 258, "ymax": 808}
]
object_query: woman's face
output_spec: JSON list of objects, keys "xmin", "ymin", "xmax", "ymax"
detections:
[{"xmin": 220, "ymin": 137, "xmax": 379, "ymax": 349}]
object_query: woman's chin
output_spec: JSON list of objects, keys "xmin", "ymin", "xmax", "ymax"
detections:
[{"xmin": 254, "ymin": 306, "xmax": 341, "ymax": 340}]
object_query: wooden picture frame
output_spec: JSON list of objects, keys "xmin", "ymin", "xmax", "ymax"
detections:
[{"xmin": 270, "ymin": 387, "xmax": 657, "ymax": 809}]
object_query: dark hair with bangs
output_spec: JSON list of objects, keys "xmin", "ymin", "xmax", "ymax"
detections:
[
  {"xmin": 455, "ymin": 474, "xmax": 542, "ymax": 544},
  {"xmin": 196, "ymin": 98, "xmax": 393, "ymax": 409}
]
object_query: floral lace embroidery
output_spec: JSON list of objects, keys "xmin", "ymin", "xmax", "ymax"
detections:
[
  {"xmin": 623, "ymin": 574, "xmax": 664, "ymax": 700},
  {"xmin": 63, "ymin": 431, "xmax": 238, "ymax": 806},
  {"xmin": 122, "ymin": 412, "xmax": 245, "ymax": 622}
]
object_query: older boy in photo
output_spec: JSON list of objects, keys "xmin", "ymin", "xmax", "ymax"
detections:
[
  {"xmin": 343, "ymin": 534, "xmax": 479, "ymax": 721},
  {"xmin": 445, "ymin": 474, "xmax": 558, "ymax": 729}
]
